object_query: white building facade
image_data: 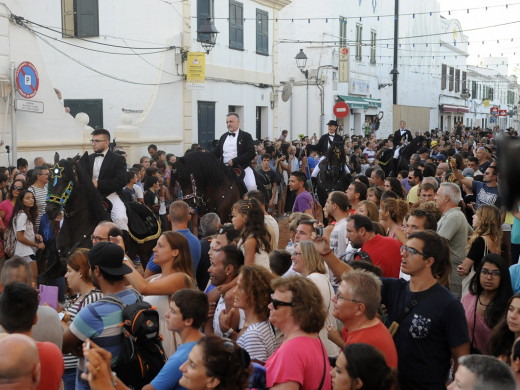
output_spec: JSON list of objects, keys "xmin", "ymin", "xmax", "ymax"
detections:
[{"xmin": 0, "ymin": 0, "xmax": 290, "ymax": 166}]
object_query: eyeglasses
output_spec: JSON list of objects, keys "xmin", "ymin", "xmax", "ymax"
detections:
[
  {"xmin": 481, "ymin": 268, "xmax": 501, "ymax": 278},
  {"xmin": 400, "ymin": 245, "xmax": 426, "ymax": 257},
  {"xmin": 91, "ymin": 234, "xmax": 109, "ymax": 242},
  {"xmin": 90, "ymin": 139, "xmax": 108, "ymax": 144},
  {"xmin": 292, "ymin": 251, "xmax": 302, "ymax": 256},
  {"xmin": 335, "ymin": 292, "xmax": 361, "ymax": 303},
  {"xmin": 270, "ymin": 294, "xmax": 293, "ymax": 310}
]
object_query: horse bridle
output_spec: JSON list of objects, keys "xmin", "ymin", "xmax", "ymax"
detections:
[
  {"xmin": 180, "ymin": 173, "xmax": 236, "ymax": 213},
  {"xmin": 182, "ymin": 174, "xmax": 205, "ymax": 207}
]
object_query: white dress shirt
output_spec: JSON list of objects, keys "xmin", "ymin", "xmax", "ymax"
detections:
[{"xmin": 222, "ymin": 130, "xmax": 239, "ymax": 164}]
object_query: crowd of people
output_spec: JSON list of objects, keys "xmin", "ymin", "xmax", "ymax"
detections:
[{"xmin": 1, "ymin": 115, "xmax": 520, "ymax": 390}]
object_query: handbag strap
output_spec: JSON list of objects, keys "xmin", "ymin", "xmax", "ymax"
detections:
[
  {"xmin": 317, "ymin": 340, "xmax": 326, "ymax": 390},
  {"xmin": 471, "ymin": 295, "xmax": 478, "ymax": 349}
]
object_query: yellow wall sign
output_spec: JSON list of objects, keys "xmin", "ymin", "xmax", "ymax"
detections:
[{"xmin": 186, "ymin": 52, "xmax": 206, "ymax": 89}]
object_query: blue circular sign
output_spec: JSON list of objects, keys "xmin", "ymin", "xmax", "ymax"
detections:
[{"xmin": 15, "ymin": 61, "xmax": 39, "ymax": 99}]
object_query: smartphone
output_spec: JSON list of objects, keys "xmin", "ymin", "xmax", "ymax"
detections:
[{"xmin": 315, "ymin": 226, "xmax": 324, "ymax": 237}]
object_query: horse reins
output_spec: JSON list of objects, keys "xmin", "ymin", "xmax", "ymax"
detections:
[{"xmin": 180, "ymin": 173, "xmax": 236, "ymax": 214}]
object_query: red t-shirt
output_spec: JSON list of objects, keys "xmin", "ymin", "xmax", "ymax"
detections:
[
  {"xmin": 342, "ymin": 320, "xmax": 398, "ymax": 369},
  {"xmin": 361, "ymin": 234, "xmax": 402, "ymax": 278},
  {"xmin": 37, "ymin": 341, "xmax": 64, "ymax": 390}
]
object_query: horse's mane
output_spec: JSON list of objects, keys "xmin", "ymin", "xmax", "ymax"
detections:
[
  {"xmin": 176, "ymin": 151, "xmax": 236, "ymax": 188},
  {"xmin": 62, "ymin": 156, "xmax": 109, "ymax": 222}
]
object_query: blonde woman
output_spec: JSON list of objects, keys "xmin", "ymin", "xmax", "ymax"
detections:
[
  {"xmin": 291, "ymin": 241, "xmax": 340, "ymax": 358},
  {"xmin": 123, "ymin": 231, "xmax": 195, "ymax": 357},
  {"xmin": 458, "ymin": 204, "xmax": 502, "ymax": 296},
  {"xmin": 379, "ymin": 198, "xmax": 409, "ymax": 245},
  {"xmin": 355, "ymin": 200, "xmax": 379, "ymax": 222}
]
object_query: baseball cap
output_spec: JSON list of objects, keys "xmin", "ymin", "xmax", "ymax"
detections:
[
  {"xmin": 431, "ymin": 140, "xmax": 438, "ymax": 147},
  {"xmin": 462, "ymin": 168, "xmax": 474, "ymax": 177},
  {"xmin": 88, "ymin": 242, "xmax": 132, "ymax": 276},
  {"xmin": 435, "ymin": 154, "xmax": 446, "ymax": 162}
]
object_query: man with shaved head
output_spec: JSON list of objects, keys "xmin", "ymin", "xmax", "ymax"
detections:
[{"xmin": 0, "ymin": 333, "xmax": 41, "ymax": 389}]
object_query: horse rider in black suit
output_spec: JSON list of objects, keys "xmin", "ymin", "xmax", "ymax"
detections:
[
  {"xmin": 214, "ymin": 112, "xmax": 257, "ymax": 191},
  {"xmin": 393, "ymin": 120, "xmax": 413, "ymax": 148},
  {"xmin": 88, "ymin": 129, "xmax": 129, "ymax": 236},
  {"xmin": 307, "ymin": 120, "xmax": 344, "ymax": 157},
  {"xmin": 392, "ymin": 120, "xmax": 413, "ymax": 174},
  {"xmin": 306, "ymin": 119, "xmax": 345, "ymax": 179}
]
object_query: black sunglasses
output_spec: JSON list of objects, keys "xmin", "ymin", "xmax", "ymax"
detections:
[{"xmin": 271, "ymin": 294, "xmax": 293, "ymax": 310}]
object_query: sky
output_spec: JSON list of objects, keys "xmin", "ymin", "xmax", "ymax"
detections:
[{"xmin": 437, "ymin": 0, "xmax": 520, "ymax": 76}]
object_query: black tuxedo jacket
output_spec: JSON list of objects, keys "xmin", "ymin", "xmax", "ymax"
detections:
[
  {"xmin": 307, "ymin": 133, "xmax": 344, "ymax": 156},
  {"xmin": 393, "ymin": 129, "xmax": 413, "ymax": 147},
  {"xmin": 88, "ymin": 150, "xmax": 127, "ymax": 197},
  {"xmin": 214, "ymin": 129, "xmax": 256, "ymax": 168}
]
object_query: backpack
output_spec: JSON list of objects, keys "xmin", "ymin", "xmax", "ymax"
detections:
[
  {"xmin": 4, "ymin": 226, "xmax": 17, "ymax": 258},
  {"xmin": 100, "ymin": 293, "xmax": 167, "ymax": 390}
]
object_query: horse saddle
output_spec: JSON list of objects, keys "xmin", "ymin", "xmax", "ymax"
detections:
[{"xmin": 126, "ymin": 201, "xmax": 161, "ymax": 244}]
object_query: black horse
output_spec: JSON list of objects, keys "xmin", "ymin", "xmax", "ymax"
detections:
[
  {"xmin": 45, "ymin": 153, "xmax": 158, "ymax": 265},
  {"xmin": 45, "ymin": 153, "xmax": 108, "ymax": 258},
  {"xmin": 169, "ymin": 151, "xmax": 244, "ymax": 223},
  {"xmin": 316, "ymin": 145, "xmax": 352, "ymax": 207}
]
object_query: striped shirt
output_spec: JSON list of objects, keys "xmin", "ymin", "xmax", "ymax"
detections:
[
  {"xmin": 63, "ymin": 289, "xmax": 103, "ymax": 370},
  {"xmin": 70, "ymin": 288, "xmax": 140, "ymax": 390},
  {"xmin": 29, "ymin": 185, "xmax": 47, "ymax": 231},
  {"xmin": 237, "ymin": 320, "xmax": 278, "ymax": 364}
]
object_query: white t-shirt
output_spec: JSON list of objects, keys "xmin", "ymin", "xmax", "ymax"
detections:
[{"xmin": 13, "ymin": 212, "xmax": 36, "ymax": 257}]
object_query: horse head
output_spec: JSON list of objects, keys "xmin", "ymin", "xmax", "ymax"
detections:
[
  {"xmin": 45, "ymin": 152, "xmax": 81, "ymax": 220},
  {"xmin": 324, "ymin": 143, "xmax": 346, "ymax": 178}
]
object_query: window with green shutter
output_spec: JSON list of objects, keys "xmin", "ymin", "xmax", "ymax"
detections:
[
  {"xmin": 229, "ymin": 1, "xmax": 244, "ymax": 50},
  {"xmin": 197, "ymin": 0, "xmax": 214, "ymax": 43},
  {"xmin": 61, "ymin": 0, "xmax": 99, "ymax": 38},
  {"xmin": 256, "ymin": 9, "xmax": 268, "ymax": 56}
]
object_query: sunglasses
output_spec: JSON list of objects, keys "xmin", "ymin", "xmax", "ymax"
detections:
[
  {"xmin": 12, "ymin": 185, "xmax": 23, "ymax": 190},
  {"xmin": 222, "ymin": 340, "xmax": 251, "ymax": 367},
  {"xmin": 400, "ymin": 245, "xmax": 426, "ymax": 257},
  {"xmin": 271, "ymin": 294, "xmax": 293, "ymax": 310}
]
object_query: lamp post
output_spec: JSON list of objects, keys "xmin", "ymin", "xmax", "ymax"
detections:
[
  {"xmin": 197, "ymin": 17, "xmax": 219, "ymax": 54},
  {"xmin": 295, "ymin": 49, "xmax": 309, "ymax": 79}
]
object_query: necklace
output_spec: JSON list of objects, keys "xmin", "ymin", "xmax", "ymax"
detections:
[{"xmin": 478, "ymin": 296, "xmax": 491, "ymax": 307}]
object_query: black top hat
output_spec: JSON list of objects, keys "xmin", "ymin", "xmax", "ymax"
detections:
[
  {"xmin": 326, "ymin": 120, "xmax": 339, "ymax": 127},
  {"xmin": 88, "ymin": 242, "xmax": 132, "ymax": 276}
]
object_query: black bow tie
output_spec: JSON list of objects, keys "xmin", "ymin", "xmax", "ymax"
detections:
[
  {"xmin": 94, "ymin": 153, "xmax": 105, "ymax": 158},
  {"xmin": 228, "ymin": 132, "xmax": 236, "ymax": 137}
]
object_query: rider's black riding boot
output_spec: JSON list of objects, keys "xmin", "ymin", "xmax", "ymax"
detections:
[{"xmin": 122, "ymin": 230, "xmax": 131, "ymax": 256}]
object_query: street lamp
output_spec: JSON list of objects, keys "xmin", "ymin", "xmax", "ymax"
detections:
[
  {"xmin": 295, "ymin": 49, "xmax": 309, "ymax": 79},
  {"xmin": 197, "ymin": 17, "xmax": 219, "ymax": 54}
]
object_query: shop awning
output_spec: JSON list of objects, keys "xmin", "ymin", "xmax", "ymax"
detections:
[
  {"xmin": 338, "ymin": 95, "xmax": 381, "ymax": 109},
  {"xmin": 440, "ymin": 104, "xmax": 469, "ymax": 113},
  {"xmin": 364, "ymin": 98, "xmax": 382, "ymax": 108}
]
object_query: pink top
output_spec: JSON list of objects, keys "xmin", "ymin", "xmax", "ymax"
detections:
[
  {"xmin": 265, "ymin": 336, "xmax": 331, "ymax": 390},
  {"xmin": 0, "ymin": 199, "xmax": 14, "ymax": 228},
  {"xmin": 462, "ymin": 292, "xmax": 491, "ymax": 355}
]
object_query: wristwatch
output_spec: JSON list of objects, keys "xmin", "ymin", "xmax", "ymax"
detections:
[{"xmin": 222, "ymin": 328, "xmax": 234, "ymax": 339}]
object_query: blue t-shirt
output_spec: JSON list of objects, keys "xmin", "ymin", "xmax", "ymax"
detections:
[
  {"xmin": 472, "ymin": 181, "xmax": 500, "ymax": 210},
  {"xmin": 150, "ymin": 341, "xmax": 197, "ymax": 390},
  {"xmin": 147, "ymin": 229, "xmax": 201, "ymax": 274}
]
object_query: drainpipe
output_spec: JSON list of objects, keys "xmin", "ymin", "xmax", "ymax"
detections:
[{"xmin": 9, "ymin": 61, "xmax": 16, "ymax": 162}]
